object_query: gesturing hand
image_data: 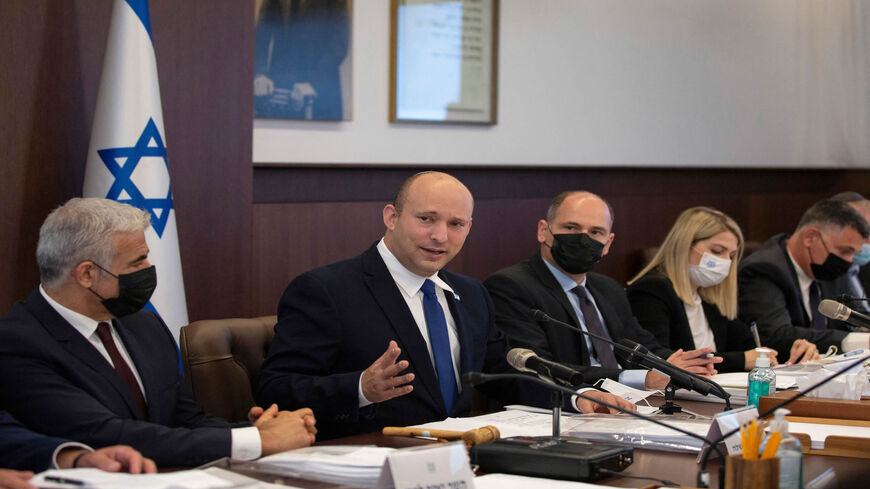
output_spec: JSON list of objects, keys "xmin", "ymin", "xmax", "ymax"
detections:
[{"xmin": 361, "ymin": 341, "xmax": 415, "ymax": 403}]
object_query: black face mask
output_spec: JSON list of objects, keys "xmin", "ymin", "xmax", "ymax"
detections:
[
  {"xmin": 548, "ymin": 231, "xmax": 605, "ymax": 274},
  {"xmin": 89, "ymin": 263, "xmax": 157, "ymax": 317},
  {"xmin": 808, "ymin": 236, "xmax": 851, "ymax": 281}
]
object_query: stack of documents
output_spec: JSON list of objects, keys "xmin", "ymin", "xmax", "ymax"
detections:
[
  {"xmin": 413, "ymin": 408, "xmax": 712, "ymax": 453},
  {"xmin": 255, "ymin": 445, "xmax": 395, "ymax": 488}
]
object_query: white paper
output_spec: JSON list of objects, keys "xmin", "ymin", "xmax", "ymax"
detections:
[
  {"xmin": 712, "ymin": 372, "xmax": 796, "ymax": 390},
  {"xmin": 256, "ymin": 445, "xmax": 395, "ymax": 488},
  {"xmin": 787, "ymin": 422, "xmax": 870, "ymax": 450},
  {"xmin": 474, "ymin": 473, "xmax": 625, "ymax": 488},
  {"xmin": 32, "ymin": 468, "xmax": 233, "ymax": 489}
]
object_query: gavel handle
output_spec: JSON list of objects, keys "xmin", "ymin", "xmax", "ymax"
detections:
[{"xmin": 382, "ymin": 427, "xmax": 465, "ymax": 439}]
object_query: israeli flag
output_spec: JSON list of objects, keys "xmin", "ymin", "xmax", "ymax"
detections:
[{"xmin": 83, "ymin": 0, "xmax": 189, "ymax": 340}]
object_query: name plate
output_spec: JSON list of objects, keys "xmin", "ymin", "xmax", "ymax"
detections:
[
  {"xmin": 697, "ymin": 405, "xmax": 758, "ymax": 462},
  {"xmin": 377, "ymin": 441, "xmax": 475, "ymax": 489}
]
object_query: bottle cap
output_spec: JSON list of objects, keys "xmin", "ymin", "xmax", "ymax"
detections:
[{"xmin": 755, "ymin": 348, "xmax": 770, "ymax": 368}]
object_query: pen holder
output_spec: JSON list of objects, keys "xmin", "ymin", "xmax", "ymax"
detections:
[{"xmin": 724, "ymin": 455, "xmax": 779, "ymax": 489}]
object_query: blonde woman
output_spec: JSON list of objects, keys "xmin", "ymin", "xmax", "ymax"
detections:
[{"xmin": 627, "ymin": 207, "xmax": 810, "ymax": 372}]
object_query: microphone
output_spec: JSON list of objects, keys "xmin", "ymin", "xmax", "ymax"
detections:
[
  {"xmin": 507, "ymin": 347, "xmax": 585, "ymax": 387},
  {"xmin": 614, "ymin": 338, "xmax": 723, "ymax": 398},
  {"xmin": 819, "ymin": 299, "xmax": 870, "ymax": 330},
  {"xmin": 462, "ymin": 371, "xmax": 724, "ymax": 488},
  {"xmin": 531, "ymin": 309, "xmax": 729, "ymax": 403}
]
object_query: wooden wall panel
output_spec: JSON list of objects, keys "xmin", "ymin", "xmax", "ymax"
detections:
[{"xmin": 250, "ymin": 167, "xmax": 870, "ymax": 316}]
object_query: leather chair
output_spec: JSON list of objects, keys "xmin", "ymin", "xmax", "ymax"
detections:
[{"xmin": 179, "ymin": 316, "xmax": 277, "ymax": 423}]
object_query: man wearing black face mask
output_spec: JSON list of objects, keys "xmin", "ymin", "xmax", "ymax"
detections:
[
  {"xmin": 0, "ymin": 198, "xmax": 317, "ymax": 468},
  {"xmin": 738, "ymin": 199, "xmax": 870, "ymax": 359},
  {"xmin": 485, "ymin": 191, "xmax": 721, "ymax": 389}
]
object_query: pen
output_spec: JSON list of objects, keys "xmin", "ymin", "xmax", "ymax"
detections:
[
  {"xmin": 749, "ymin": 321, "xmax": 762, "ymax": 349},
  {"xmin": 843, "ymin": 349, "xmax": 864, "ymax": 357},
  {"xmin": 44, "ymin": 476, "xmax": 86, "ymax": 486}
]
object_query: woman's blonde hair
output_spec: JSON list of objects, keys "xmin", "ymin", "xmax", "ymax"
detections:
[{"xmin": 628, "ymin": 207, "xmax": 744, "ymax": 319}]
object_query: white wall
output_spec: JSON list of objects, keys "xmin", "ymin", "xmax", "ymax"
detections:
[{"xmin": 253, "ymin": 0, "xmax": 870, "ymax": 168}]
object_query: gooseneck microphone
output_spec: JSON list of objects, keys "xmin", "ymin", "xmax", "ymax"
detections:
[
  {"xmin": 819, "ymin": 299, "xmax": 870, "ymax": 330},
  {"xmin": 462, "ymin": 371, "xmax": 725, "ymax": 488},
  {"xmin": 507, "ymin": 348, "xmax": 585, "ymax": 387},
  {"xmin": 531, "ymin": 309, "xmax": 730, "ymax": 403},
  {"xmin": 614, "ymin": 338, "xmax": 724, "ymax": 399}
]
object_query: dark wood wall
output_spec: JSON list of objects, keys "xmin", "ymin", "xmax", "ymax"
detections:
[
  {"xmin": 0, "ymin": 1, "xmax": 254, "ymax": 320},
  {"xmin": 2, "ymin": 1, "xmax": 868, "ymax": 323},
  {"xmin": 249, "ymin": 166, "xmax": 870, "ymax": 316}
]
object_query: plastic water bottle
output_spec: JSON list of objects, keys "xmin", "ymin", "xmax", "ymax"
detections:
[
  {"xmin": 764, "ymin": 408, "xmax": 803, "ymax": 489},
  {"xmin": 747, "ymin": 348, "xmax": 775, "ymax": 408}
]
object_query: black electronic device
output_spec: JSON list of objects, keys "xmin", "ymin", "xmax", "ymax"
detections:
[{"xmin": 469, "ymin": 435, "xmax": 633, "ymax": 482}]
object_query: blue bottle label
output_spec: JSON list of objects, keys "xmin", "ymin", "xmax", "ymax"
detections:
[{"xmin": 747, "ymin": 380, "xmax": 770, "ymax": 407}]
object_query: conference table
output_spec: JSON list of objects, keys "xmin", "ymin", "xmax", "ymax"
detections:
[{"xmin": 217, "ymin": 397, "xmax": 867, "ymax": 488}]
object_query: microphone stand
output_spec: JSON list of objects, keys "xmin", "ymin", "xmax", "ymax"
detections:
[{"xmin": 463, "ymin": 371, "xmax": 726, "ymax": 488}]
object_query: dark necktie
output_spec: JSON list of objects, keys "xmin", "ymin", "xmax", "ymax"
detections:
[
  {"xmin": 95, "ymin": 322, "xmax": 148, "ymax": 418},
  {"xmin": 421, "ymin": 279, "xmax": 457, "ymax": 412},
  {"xmin": 808, "ymin": 282, "xmax": 826, "ymax": 330},
  {"xmin": 571, "ymin": 285, "xmax": 619, "ymax": 369}
]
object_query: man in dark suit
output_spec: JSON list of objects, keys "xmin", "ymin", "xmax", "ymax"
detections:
[
  {"xmin": 257, "ymin": 173, "xmax": 634, "ymax": 440},
  {"xmin": 827, "ymin": 192, "xmax": 870, "ymax": 323},
  {"xmin": 0, "ymin": 198, "xmax": 316, "ymax": 467},
  {"xmin": 738, "ymin": 199, "xmax": 870, "ymax": 358},
  {"xmin": 484, "ymin": 191, "xmax": 720, "ymax": 390}
]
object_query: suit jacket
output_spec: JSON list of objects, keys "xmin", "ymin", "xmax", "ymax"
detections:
[
  {"xmin": 483, "ymin": 253, "xmax": 672, "ymax": 385},
  {"xmin": 257, "ymin": 243, "xmax": 546, "ymax": 440},
  {"xmin": 0, "ymin": 289, "xmax": 232, "ymax": 467},
  {"xmin": 627, "ymin": 274, "xmax": 754, "ymax": 373},
  {"xmin": 737, "ymin": 234, "xmax": 847, "ymax": 354},
  {"xmin": 825, "ymin": 263, "xmax": 870, "ymax": 328},
  {"xmin": 0, "ymin": 410, "xmax": 67, "ymax": 471}
]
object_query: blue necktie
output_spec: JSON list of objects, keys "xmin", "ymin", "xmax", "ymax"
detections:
[{"xmin": 421, "ymin": 279, "xmax": 457, "ymax": 412}]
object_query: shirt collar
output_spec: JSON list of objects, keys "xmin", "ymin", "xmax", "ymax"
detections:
[
  {"xmin": 376, "ymin": 238, "xmax": 456, "ymax": 298},
  {"xmin": 542, "ymin": 257, "xmax": 586, "ymax": 292},
  {"xmin": 786, "ymin": 247, "xmax": 814, "ymax": 292},
  {"xmin": 39, "ymin": 284, "xmax": 103, "ymax": 338}
]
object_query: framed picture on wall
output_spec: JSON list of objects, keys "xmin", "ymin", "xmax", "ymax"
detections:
[
  {"xmin": 253, "ymin": 0, "xmax": 353, "ymax": 121},
  {"xmin": 390, "ymin": 0, "xmax": 499, "ymax": 124}
]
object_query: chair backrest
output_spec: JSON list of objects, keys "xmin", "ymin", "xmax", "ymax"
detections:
[{"xmin": 179, "ymin": 316, "xmax": 277, "ymax": 422}]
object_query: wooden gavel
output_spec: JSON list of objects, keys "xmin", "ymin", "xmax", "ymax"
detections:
[{"xmin": 382, "ymin": 425, "xmax": 501, "ymax": 448}]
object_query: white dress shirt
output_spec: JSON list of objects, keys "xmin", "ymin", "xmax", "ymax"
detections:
[
  {"xmin": 684, "ymin": 291, "xmax": 717, "ymax": 351},
  {"xmin": 39, "ymin": 286, "xmax": 262, "ymax": 460},
  {"xmin": 358, "ymin": 239, "xmax": 462, "ymax": 407}
]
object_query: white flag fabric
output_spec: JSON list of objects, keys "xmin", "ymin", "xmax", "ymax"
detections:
[{"xmin": 84, "ymin": 0, "xmax": 189, "ymax": 340}]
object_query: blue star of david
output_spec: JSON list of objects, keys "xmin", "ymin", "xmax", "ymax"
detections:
[{"xmin": 97, "ymin": 118, "xmax": 174, "ymax": 238}]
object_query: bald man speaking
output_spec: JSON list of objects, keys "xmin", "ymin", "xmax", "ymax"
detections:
[{"xmin": 257, "ymin": 172, "xmax": 633, "ymax": 439}]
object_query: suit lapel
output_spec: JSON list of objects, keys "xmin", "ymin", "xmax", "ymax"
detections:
[
  {"xmin": 360, "ymin": 246, "xmax": 443, "ymax": 411},
  {"xmin": 529, "ymin": 255, "xmax": 582, "ymax": 327},
  {"xmin": 585, "ymin": 278, "xmax": 620, "ymax": 340},
  {"xmin": 23, "ymin": 290, "xmax": 144, "ymax": 419}
]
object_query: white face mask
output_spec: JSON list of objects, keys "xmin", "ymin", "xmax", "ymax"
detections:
[{"xmin": 689, "ymin": 251, "xmax": 731, "ymax": 288}]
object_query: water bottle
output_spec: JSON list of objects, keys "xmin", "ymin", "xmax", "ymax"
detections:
[
  {"xmin": 764, "ymin": 408, "xmax": 803, "ymax": 489},
  {"xmin": 747, "ymin": 348, "xmax": 775, "ymax": 408}
]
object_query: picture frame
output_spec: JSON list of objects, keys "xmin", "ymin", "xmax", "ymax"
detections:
[
  {"xmin": 389, "ymin": 0, "xmax": 499, "ymax": 125},
  {"xmin": 253, "ymin": 0, "xmax": 353, "ymax": 121}
]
